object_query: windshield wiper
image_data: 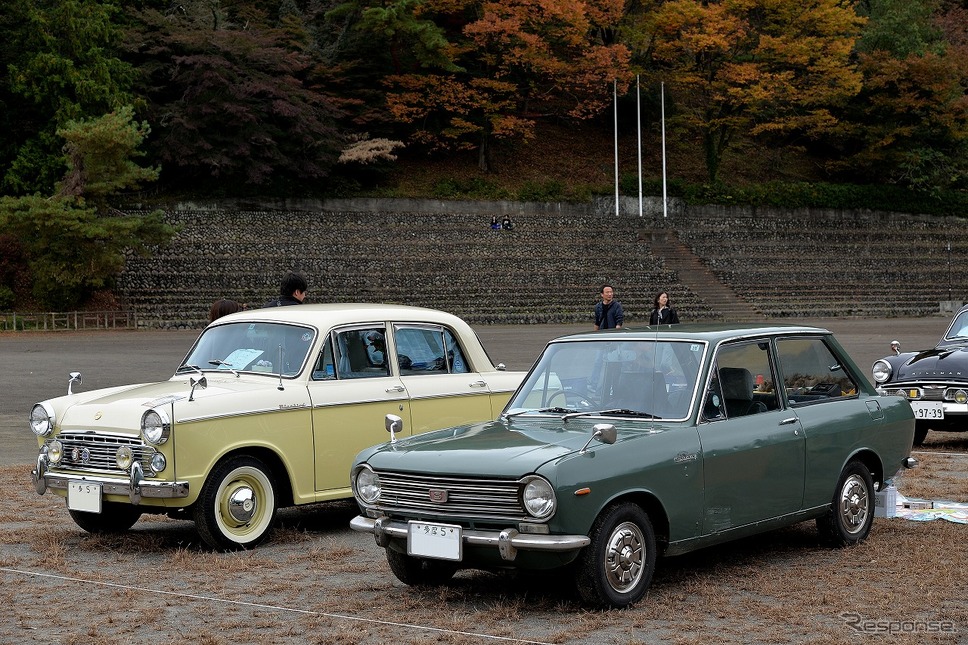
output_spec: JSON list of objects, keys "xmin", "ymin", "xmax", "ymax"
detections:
[
  {"xmin": 503, "ymin": 406, "xmax": 578, "ymax": 420},
  {"xmin": 563, "ymin": 408, "xmax": 659, "ymax": 422},
  {"xmin": 176, "ymin": 364, "xmax": 203, "ymax": 374},
  {"xmin": 209, "ymin": 359, "xmax": 240, "ymax": 378}
]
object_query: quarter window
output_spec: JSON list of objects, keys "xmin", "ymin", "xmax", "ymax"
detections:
[{"xmin": 775, "ymin": 337, "xmax": 858, "ymax": 404}]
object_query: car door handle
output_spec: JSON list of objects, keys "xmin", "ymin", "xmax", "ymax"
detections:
[
  {"xmin": 779, "ymin": 417, "xmax": 798, "ymax": 425},
  {"xmin": 469, "ymin": 380, "xmax": 487, "ymax": 388},
  {"xmin": 386, "ymin": 385, "xmax": 405, "ymax": 393}
]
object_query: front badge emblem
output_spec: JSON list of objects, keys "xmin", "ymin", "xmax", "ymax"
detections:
[
  {"xmin": 428, "ymin": 489, "xmax": 448, "ymax": 503},
  {"xmin": 94, "ymin": 411, "xmax": 102, "ymax": 420}
]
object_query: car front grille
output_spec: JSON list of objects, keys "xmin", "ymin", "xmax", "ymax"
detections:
[
  {"xmin": 373, "ymin": 471, "xmax": 527, "ymax": 522},
  {"xmin": 50, "ymin": 431, "xmax": 156, "ymax": 475}
]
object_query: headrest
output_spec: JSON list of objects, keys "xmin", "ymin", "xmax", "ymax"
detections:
[{"xmin": 720, "ymin": 367, "xmax": 754, "ymax": 401}]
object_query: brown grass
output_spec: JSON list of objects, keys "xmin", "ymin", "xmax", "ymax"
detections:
[{"xmin": 1, "ymin": 451, "xmax": 965, "ymax": 644}]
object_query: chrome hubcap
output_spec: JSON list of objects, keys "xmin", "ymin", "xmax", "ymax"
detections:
[
  {"xmin": 840, "ymin": 474, "xmax": 869, "ymax": 534},
  {"xmin": 227, "ymin": 483, "xmax": 257, "ymax": 525},
  {"xmin": 604, "ymin": 522, "xmax": 644, "ymax": 592}
]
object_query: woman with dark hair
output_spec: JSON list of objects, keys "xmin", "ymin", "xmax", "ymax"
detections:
[
  {"xmin": 209, "ymin": 298, "xmax": 243, "ymax": 323},
  {"xmin": 649, "ymin": 291, "xmax": 680, "ymax": 325}
]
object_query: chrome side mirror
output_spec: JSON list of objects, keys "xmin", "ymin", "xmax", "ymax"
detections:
[
  {"xmin": 189, "ymin": 375, "xmax": 207, "ymax": 401},
  {"xmin": 385, "ymin": 414, "xmax": 403, "ymax": 443},
  {"xmin": 580, "ymin": 423, "xmax": 617, "ymax": 454},
  {"xmin": 890, "ymin": 340, "xmax": 901, "ymax": 355},
  {"xmin": 496, "ymin": 363, "xmax": 506, "ymax": 371},
  {"xmin": 67, "ymin": 372, "xmax": 82, "ymax": 395}
]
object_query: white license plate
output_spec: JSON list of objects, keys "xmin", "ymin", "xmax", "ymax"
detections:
[
  {"xmin": 911, "ymin": 401, "xmax": 944, "ymax": 420},
  {"xmin": 408, "ymin": 521, "xmax": 462, "ymax": 561},
  {"xmin": 67, "ymin": 481, "xmax": 102, "ymax": 513}
]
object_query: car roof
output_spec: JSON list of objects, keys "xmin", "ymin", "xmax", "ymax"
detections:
[
  {"xmin": 552, "ymin": 322, "xmax": 833, "ymax": 344},
  {"xmin": 209, "ymin": 303, "xmax": 469, "ymax": 329}
]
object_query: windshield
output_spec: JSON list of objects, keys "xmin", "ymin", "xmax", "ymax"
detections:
[
  {"xmin": 944, "ymin": 310, "xmax": 968, "ymax": 340},
  {"xmin": 178, "ymin": 322, "xmax": 316, "ymax": 377},
  {"xmin": 505, "ymin": 339, "xmax": 704, "ymax": 421}
]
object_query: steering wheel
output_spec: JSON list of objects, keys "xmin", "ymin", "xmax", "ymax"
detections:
[{"xmin": 546, "ymin": 389, "xmax": 592, "ymax": 409}]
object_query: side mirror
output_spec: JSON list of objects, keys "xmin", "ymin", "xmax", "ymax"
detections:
[
  {"xmin": 890, "ymin": 340, "xmax": 901, "ymax": 355},
  {"xmin": 67, "ymin": 372, "xmax": 82, "ymax": 395},
  {"xmin": 580, "ymin": 423, "xmax": 616, "ymax": 454},
  {"xmin": 189, "ymin": 375, "xmax": 207, "ymax": 401},
  {"xmin": 385, "ymin": 414, "xmax": 403, "ymax": 443}
]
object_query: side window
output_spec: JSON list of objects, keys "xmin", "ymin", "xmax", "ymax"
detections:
[
  {"xmin": 702, "ymin": 340, "xmax": 779, "ymax": 422},
  {"xmin": 775, "ymin": 337, "xmax": 858, "ymax": 404},
  {"xmin": 395, "ymin": 325, "xmax": 469, "ymax": 375},
  {"xmin": 320, "ymin": 326, "xmax": 389, "ymax": 380}
]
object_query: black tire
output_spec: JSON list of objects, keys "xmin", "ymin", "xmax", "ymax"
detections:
[
  {"xmin": 817, "ymin": 461, "xmax": 875, "ymax": 547},
  {"xmin": 193, "ymin": 455, "xmax": 278, "ymax": 551},
  {"xmin": 913, "ymin": 424, "xmax": 929, "ymax": 447},
  {"xmin": 385, "ymin": 548, "xmax": 458, "ymax": 586},
  {"xmin": 575, "ymin": 502, "xmax": 657, "ymax": 608},
  {"xmin": 68, "ymin": 502, "xmax": 142, "ymax": 534}
]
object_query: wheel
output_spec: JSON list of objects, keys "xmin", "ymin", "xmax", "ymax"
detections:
[
  {"xmin": 68, "ymin": 502, "xmax": 142, "ymax": 534},
  {"xmin": 913, "ymin": 423, "xmax": 928, "ymax": 447},
  {"xmin": 385, "ymin": 548, "xmax": 458, "ymax": 586},
  {"xmin": 575, "ymin": 502, "xmax": 657, "ymax": 608},
  {"xmin": 193, "ymin": 455, "xmax": 277, "ymax": 550},
  {"xmin": 817, "ymin": 460, "xmax": 874, "ymax": 547}
]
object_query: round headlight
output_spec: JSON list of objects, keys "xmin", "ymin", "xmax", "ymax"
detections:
[
  {"xmin": 522, "ymin": 476, "xmax": 556, "ymax": 519},
  {"xmin": 955, "ymin": 390, "xmax": 968, "ymax": 404},
  {"xmin": 354, "ymin": 466, "xmax": 381, "ymax": 504},
  {"xmin": 150, "ymin": 452, "xmax": 167, "ymax": 474},
  {"xmin": 871, "ymin": 360, "xmax": 892, "ymax": 384},
  {"xmin": 116, "ymin": 445, "xmax": 134, "ymax": 470},
  {"xmin": 47, "ymin": 440, "xmax": 63, "ymax": 464},
  {"xmin": 141, "ymin": 409, "xmax": 171, "ymax": 445},
  {"xmin": 30, "ymin": 403, "xmax": 55, "ymax": 437}
]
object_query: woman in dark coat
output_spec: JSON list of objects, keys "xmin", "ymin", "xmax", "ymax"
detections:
[{"xmin": 649, "ymin": 291, "xmax": 680, "ymax": 325}]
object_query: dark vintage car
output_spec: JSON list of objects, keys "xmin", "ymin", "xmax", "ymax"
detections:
[
  {"xmin": 350, "ymin": 324, "xmax": 916, "ymax": 607},
  {"xmin": 873, "ymin": 304, "xmax": 968, "ymax": 445}
]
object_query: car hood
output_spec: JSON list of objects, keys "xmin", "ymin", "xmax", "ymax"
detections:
[
  {"xmin": 893, "ymin": 346, "xmax": 968, "ymax": 381},
  {"xmin": 361, "ymin": 418, "xmax": 663, "ymax": 478},
  {"xmin": 47, "ymin": 375, "xmax": 305, "ymax": 437}
]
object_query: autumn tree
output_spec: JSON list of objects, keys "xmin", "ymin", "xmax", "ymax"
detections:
[
  {"xmin": 631, "ymin": 0, "xmax": 865, "ymax": 183},
  {"xmin": 124, "ymin": 3, "xmax": 343, "ymax": 190},
  {"xmin": 352, "ymin": 0, "xmax": 631, "ymax": 171}
]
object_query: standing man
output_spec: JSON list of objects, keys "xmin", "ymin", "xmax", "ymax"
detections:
[
  {"xmin": 594, "ymin": 284, "xmax": 624, "ymax": 330},
  {"xmin": 263, "ymin": 272, "xmax": 308, "ymax": 307}
]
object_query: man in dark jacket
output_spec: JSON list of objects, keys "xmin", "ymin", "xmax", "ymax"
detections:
[
  {"xmin": 263, "ymin": 272, "xmax": 308, "ymax": 307},
  {"xmin": 594, "ymin": 284, "xmax": 624, "ymax": 330}
]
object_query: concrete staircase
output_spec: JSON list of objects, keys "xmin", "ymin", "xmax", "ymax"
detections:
[{"xmin": 643, "ymin": 228, "xmax": 765, "ymax": 323}]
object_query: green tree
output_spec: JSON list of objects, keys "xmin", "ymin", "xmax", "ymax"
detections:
[
  {"xmin": 2, "ymin": 0, "xmax": 134, "ymax": 195},
  {"xmin": 0, "ymin": 109, "xmax": 175, "ymax": 310},
  {"xmin": 631, "ymin": 0, "xmax": 865, "ymax": 183},
  {"xmin": 829, "ymin": 0, "xmax": 968, "ymax": 191}
]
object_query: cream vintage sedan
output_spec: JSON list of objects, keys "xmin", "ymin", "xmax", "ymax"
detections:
[{"xmin": 30, "ymin": 304, "xmax": 523, "ymax": 550}]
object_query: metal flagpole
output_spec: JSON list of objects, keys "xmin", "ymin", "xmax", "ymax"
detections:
[
  {"xmin": 637, "ymin": 75, "xmax": 643, "ymax": 217},
  {"xmin": 661, "ymin": 82, "xmax": 668, "ymax": 219},
  {"xmin": 614, "ymin": 79, "xmax": 619, "ymax": 216}
]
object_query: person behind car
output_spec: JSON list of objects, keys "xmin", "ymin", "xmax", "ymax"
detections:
[
  {"xmin": 594, "ymin": 284, "xmax": 624, "ymax": 330},
  {"xmin": 263, "ymin": 272, "xmax": 308, "ymax": 307},
  {"xmin": 208, "ymin": 298, "xmax": 243, "ymax": 323},
  {"xmin": 649, "ymin": 291, "xmax": 680, "ymax": 325}
]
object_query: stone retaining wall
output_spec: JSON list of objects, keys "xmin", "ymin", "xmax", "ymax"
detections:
[{"xmin": 116, "ymin": 198, "xmax": 965, "ymax": 328}]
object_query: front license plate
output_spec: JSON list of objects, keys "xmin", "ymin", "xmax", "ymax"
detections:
[
  {"xmin": 67, "ymin": 481, "xmax": 102, "ymax": 513},
  {"xmin": 911, "ymin": 401, "xmax": 944, "ymax": 420},
  {"xmin": 408, "ymin": 521, "xmax": 462, "ymax": 561}
]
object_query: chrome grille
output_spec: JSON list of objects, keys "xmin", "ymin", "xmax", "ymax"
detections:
[
  {"xmin": 51, "ymin": 431, "xmax": 156, "ymax": 474},
  {"xmin": 374, "ymin": 471, "xmax": 527, "ymax": 522}
]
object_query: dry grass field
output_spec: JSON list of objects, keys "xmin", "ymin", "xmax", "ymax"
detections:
[{"xmin": 2, "ymin": 433, "xmax": 966, "ymax": 645}]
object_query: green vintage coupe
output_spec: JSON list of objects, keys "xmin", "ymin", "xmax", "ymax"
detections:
[{"xmin": 350, "ymin": 324, "xmax": 916, "ymax": 607}]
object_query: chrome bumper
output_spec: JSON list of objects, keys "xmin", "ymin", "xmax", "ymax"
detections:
[
  {"xmin": 350, "ymin": 515, "xmax": 590, "ymax": 562},
  {"xmin": 33, "ymin": 454, "xmax": 189, "ymax": 504}
]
